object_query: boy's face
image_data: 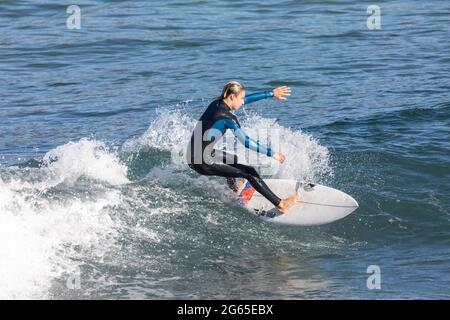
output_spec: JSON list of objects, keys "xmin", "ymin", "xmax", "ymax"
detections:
[{"xmin": 231, "ymin": 91, "xmax": 245, "ymax": 110}]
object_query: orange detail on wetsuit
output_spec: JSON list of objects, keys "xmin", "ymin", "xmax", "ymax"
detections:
[{"xmin": 240, "ymin": 184, "xmax": 256, "ymax": 205}]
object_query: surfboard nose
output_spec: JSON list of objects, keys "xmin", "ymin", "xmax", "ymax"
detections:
[{"xmin": 349, "ymin": 195, "xmax": 359, "ymax": 208}]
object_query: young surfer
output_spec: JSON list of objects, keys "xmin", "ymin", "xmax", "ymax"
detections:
[{"xmin": 187, "ymin": 81, "xmax": 300, "ymax": 213}]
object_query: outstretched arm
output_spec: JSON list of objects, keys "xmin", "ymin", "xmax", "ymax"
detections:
[
  {"xmin": 244, "ymin": 91, "xmax": 274, "ymax": 105},
  {"xmin": 244, "ymin": 86, "xmax": 291, "ymax": 105},
  {"xmin": 206, "ymin": 118, "xmax": 286, "ymax": 161}
]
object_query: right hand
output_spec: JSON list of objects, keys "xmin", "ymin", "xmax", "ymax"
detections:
[
  {"xmin": 273, "ymin": 152, "xmax": 286, "ymax": 163},
  {"xmin": 273, "ymin": 86, "xmax": 291, "ymax": 100}
]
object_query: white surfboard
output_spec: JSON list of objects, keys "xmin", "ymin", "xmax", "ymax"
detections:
[{"xmin": 239, "ymin": 179, "xmax": 358, "ymax": 226}]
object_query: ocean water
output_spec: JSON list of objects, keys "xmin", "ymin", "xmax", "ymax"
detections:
[{"xmin": 0, "ymin": 0, "xmax": 449, "ymax": 299}]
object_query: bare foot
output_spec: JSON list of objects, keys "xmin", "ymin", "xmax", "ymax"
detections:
[{"xmin": 277, "ymin": 192, "xmax": 301, "ymax": 214}]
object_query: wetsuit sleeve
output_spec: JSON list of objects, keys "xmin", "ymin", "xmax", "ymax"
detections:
[
  {"xmin": 224, "ymin": 119, "xmax": 273, "ymax": 157},
  {"xmin": 244, "ymin": 91, "xmax": 274, "ymax": 105}
]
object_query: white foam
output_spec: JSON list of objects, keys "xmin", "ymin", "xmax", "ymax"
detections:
[
  {"xmin": 0, "ymin": 177, "xmax": 122, "ymax": 299},
  {"xmin": 238, "ymin": 114, "xmax": 332, "ymax": 182},
  {"xmin": 122, "ymin": 109, "xmax": 196, "ymax": 155},
  {"xmin": 43, "ymin": 138, "xmax": 129, "ymax": 186},
  {"xmin": 123, "ymin": 108, "xmax": 332, "ymax": 182},
  {"xmin": 0, "ymin": 138, "xmax": 129, "ymax": 299},
  {"xmin": 0, "ymin": 109, "xmax": 333, "ymax": 299}
]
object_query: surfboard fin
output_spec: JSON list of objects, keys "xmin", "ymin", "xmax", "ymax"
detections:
[
  {"xmin": 254, "ymin": 208, "xmax": 279, "ymax": 219},
  {"xmin": 296, "ymin": 181, "xmax": 316, "ymax": 192}
]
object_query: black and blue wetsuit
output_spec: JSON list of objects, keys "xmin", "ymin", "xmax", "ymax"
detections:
[{"xmin": 187, "ymin": 91, "xmax": 281, "ymax": 207}]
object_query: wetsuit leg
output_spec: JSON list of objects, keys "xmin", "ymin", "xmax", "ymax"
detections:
[
  {"xmin": 227, "ymin": 163, "xmax": 281, "ymax": 207},
  {"xmin": 193, "ymin": 160, "xmax": 281, "ymax": 207}
]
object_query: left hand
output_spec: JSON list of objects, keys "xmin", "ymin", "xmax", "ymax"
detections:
[
  {"xmin": 273, "ymin": 86, "xmax": 291, "ymax": 100},
  {"xmin": 273, "ymin": 152, "xmax": 286, "ymax": 163}
]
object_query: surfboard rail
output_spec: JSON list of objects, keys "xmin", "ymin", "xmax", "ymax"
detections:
[{"xmin": 239, "ymin": 179, "xmax": 358, "ymax": 226}]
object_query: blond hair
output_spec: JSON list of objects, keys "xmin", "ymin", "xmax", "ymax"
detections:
[{"xmin": 217, "ymin": 81, "xmax": 245, "ymax": 100}]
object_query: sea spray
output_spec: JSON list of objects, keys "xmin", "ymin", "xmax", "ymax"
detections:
[
  {"xmin": 123, "ymin": 109, "xmax": 332, "ymax": 183},
  {"xmin": 0, "ymin": 139, "xmax": 127, "ymax": 299}
]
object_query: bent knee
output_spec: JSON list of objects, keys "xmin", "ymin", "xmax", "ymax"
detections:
[{"xmin": 246, "ymin": 167, "xmax": 259, "ymax": 177}]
